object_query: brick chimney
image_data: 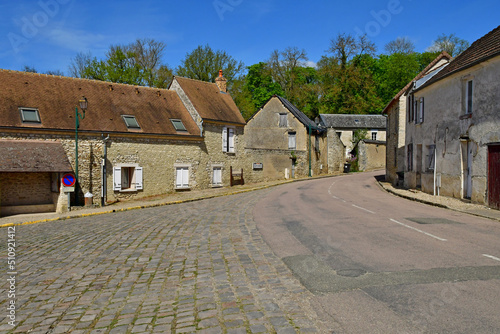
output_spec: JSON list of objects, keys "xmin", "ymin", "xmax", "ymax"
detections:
[{"xmin": 215, "ymin": 69, "xmax": 227, "ymax": 93}]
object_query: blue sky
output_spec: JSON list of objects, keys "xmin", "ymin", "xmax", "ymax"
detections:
[{"xmin": 1, "ymin": 0, "xmax": 499, "ymax": 75}]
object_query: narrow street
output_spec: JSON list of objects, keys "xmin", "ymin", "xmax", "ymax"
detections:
[
  {"xmin": 255, "ymin": 171, "xmax": 500, "ymax": 333},
  {"xmin": 1, "ymin": 171, "xmax": 500, "ymax": 333}
]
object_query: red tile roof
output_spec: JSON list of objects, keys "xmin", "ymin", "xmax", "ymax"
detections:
[
  {"xmin": 0, "ymin": 70, "xmax": 200, "ymax": 137},
  {"xmin": 418, "ymin": 25, "xmax": 500, "ymax": 90},
  {"xmin": 0, "ymin": 140, "xmax": 72, "ymax": 172},
  {"xmin": 172, "ymin": 76, "xmax": 246, "ymax": 125}
]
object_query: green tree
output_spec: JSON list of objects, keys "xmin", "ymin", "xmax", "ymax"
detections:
[
  {"xmin": 68, "ymin": 38, "xmax": 173, "ymax": 87},
  {"xmin": 244, "ymin": 62, "xmax": 283, "ymax": 110},
  {"xmin": 319, "ymin": 33, "xmax": 382, "ymax": 115},
  {"xmin": 375, "ymin": 52, "xmax": 421, "ymax": 104},
  {"xmin": 176, "ymin": 44, "xmax": 244, "ymax": 88}
]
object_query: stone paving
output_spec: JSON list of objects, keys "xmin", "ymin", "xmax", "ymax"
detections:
[{"xmin": 0, "ymin": 188, "xmax": 329, "ymax": 333}]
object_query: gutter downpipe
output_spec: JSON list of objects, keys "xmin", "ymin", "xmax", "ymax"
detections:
[
  {"xmin": 309, "ymin": 124, "xmax": 312, "ymax": 177},
  {"xmin": 101, "ymin": 134, "xmax": 110, "ymax": 207},
  {"xmin": 434, "ymin": 146, "xmax": 437, "ymax": 196}
]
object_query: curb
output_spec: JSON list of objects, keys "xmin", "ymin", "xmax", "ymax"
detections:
[
  {"xmin": 0, "ymin": 175, "xmax": 340, "ymax": 228},
  {"xmin": 378, "ymin": 182, "xmax": 448, "ymax": 209}
]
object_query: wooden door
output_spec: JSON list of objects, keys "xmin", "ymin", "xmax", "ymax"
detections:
[{"xmin": 488, "ymin": 145, "xmax": 500, "ymax": 209}]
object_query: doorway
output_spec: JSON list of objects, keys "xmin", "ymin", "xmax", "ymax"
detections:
[{"xmin": 488, "ymin": 145, "xmax": 500, "ymax": 209}]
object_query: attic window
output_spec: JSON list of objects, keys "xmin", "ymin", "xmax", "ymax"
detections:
[
  {"xmin": 171, "ymin": 119, "xmax": 187, "ymax": 132},
  {"xmin": 122, "ymin": 115, "xmax": 141, "ymax": 129},
  {"xmin": 20, "ymin": 108, "xmax": 41, "ymax": 123}
]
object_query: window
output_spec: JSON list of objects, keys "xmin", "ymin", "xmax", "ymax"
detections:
[
  {"xmin": 288, "ymin": 132, "xmax": 296, "ymax": 149},
  {"xmin": 371, "ymin": 131, "xmax": 378, "ymax": 141},
  {"xmin": 212, "ymin": 166, "xmax": 222, "ymax": 187},
  {"xmin": 222, "ymin": 127, "xmax": 235, "ymax": 153},
  {"xmin": 113, "ymin": 166, "xmax": 143, "ymax": 192},
  {"xmin": 279, "ymin": 113, "xmax": 288, "ymax": 128},
  {"xmin": 407, "ymin": 144, "xmax": 413, "ymax": 172},
  {"xmin": 19, "ymin": 108, "xmax": 41, "ymax": 123},
  {"xmin": 465, "ymin": 80, "xmax": 473, "ymax": 114},
  {"xmin": 171, "ymin": 119, "xmax": 187, "ymax": 131},
  {"xmin": 175, "ymin": 166, "xmax": 190, "ymax": 189},
  {"xmin": 122, "ymin": 115, "xmax": 141, "ymax": 129}
]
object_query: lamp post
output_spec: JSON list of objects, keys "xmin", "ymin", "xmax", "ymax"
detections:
[{"xmin": 75, "ymin": 97, "xmax": 88, "ymax": 206}]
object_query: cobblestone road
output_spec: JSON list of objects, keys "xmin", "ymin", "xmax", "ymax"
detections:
[{"xmin": 0, "ymin": 188, "xmax": 329, "ymax": 334}]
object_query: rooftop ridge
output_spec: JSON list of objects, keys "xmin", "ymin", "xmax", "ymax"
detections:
[{"xmin": 0, "ymin": 68, "xmax": 174, "ymax": 93}]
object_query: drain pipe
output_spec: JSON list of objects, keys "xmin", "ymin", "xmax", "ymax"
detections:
[{"xmin": 101, "ymin": 134, "xmax": 110, "ymax": 206}]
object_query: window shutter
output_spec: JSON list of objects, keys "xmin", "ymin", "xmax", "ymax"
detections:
[
  {"xmin": 213, "ymin": 167, "xmax": 222, "ymax": 185},
  {"xmin": 420, "ymin": 97, "xmax": 424, "ymax": 123},
  {"xmin": 176, "ymin": 168, "xmax": 183, "ymax": 187},
  {"xmin": 288, "ymin": 132, "xmax": 296, "ymax": 149},
  {"xmin": 135, "ymin": 167, "xmax": 143, "ymax": 190},
  {"xmin": 228, "ymin": 128, "xmax": 235, "ymax": 153},
  {"xmin": 113, "ymin": 167, "xmax": 122, "ymax": 191},
  {"xmin": 222, "ymin": 127, "xmax": 228, "ymax": 152},
  {"xmin": 182, "ymin": 168, "xmax": 189, "ymax": 187}
]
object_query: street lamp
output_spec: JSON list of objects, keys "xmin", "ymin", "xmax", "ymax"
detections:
[{"xmin": 75, "ymin": 96, "xmax": 88, "ymax": 205}]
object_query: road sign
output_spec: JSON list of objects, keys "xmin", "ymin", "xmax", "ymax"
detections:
[{"xmin": 62, "ymin": 173, "xmax": 76, "ymax": 191}]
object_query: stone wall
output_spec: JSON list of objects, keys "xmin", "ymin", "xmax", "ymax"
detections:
[
  {"xmin": 358, "ymin": 141, "xmax": 386, "ymax": 172},
  {"xmin": 327, "ymin": 129, "xmax": 345, "ymax": 173}
]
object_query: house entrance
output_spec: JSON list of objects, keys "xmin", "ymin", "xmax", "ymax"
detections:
[{"xmin": 488, "ymin": 145, "xmax": 500, "ymax": 209}]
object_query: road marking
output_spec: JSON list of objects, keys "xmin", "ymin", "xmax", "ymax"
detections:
[
  {"xmin": 352, "ymin": 204, "xmax": 375, "ymax": 214},
  {"xmin": 390, "ymin": 219, "xmax": 447, "ymax": 241},
  {"xmin": 328, "ymin": 181, "xmax": 346, "ymax": 202},
  {"xmin": 483, "ymin": 254, "xmax": 500, "ymax": 262}
]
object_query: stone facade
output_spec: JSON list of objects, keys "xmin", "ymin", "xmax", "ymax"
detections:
[
  {"xmin": 405, "ymin": 54, "xmax": 500, "ymax": 205},
  {"xmin": 384, "ymin": 53, "xmax": 452, "ymax": 186},
  {"xmin": 245, "ymin": 96, "xmax": 329, "ymax": 180},
  {"xmin": 358, "ymin": 141, "xmax": 387, "ymax": 172}
]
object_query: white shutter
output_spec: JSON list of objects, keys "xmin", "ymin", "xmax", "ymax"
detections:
[
  {"xmin": 182, "ymin": 168, "xmax": 189, "ymax": 187},
  {"xmin": 228, "ymin": 128, "xmax": 235, "ymax": 153},
  {"xmin": 176, "ymin": 168, "xmax": 183, "ymax": 188},
  {"xmin": 135, "ymin": 167, "xmax": 143, "ymax": 190},
  {"xmin": 222, "ymin": 127, "xmax": 228, "ymax": 152},
  {"xmin": 113, "ymin": 167, "xmax": 122, "ymax": 191},
  {"xmin": 213, "ymin": 167, "xmax": 222, "ymax": 185}
]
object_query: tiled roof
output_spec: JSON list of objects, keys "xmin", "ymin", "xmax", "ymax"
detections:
[
  {"xmin": 417, "ymin": 25, "xmax": 500, "ymax": 91},
  {"xmin": 319, "ymin": 114, "xmax": 387, "ymax": 129},
  {"xmin": 0, "ymin": 70, "xmax": 200, "ymax": 137},
  {"xmin": 172, "ymin": 76, "xmax": 246, "ymax": 125},
  {"xmin": 0, "ymin": 140, "xmax": 72, "ymax": 172},
  {"xmin": 382, "ymin": 51, "xmax": 452, "ymax": 114}
]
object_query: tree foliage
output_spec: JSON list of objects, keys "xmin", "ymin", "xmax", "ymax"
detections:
[
  {"xmin": 176, "ymin": 44, "xmax": 245, "ymax": 87},
  {"xmin": 427, "ymin": 33, "xmax": 470, "ymax": 56},
  {"xmin": 384, "ymin": 37, "xmax": 415, "ymax": 55},
  {"xmin": 68, "ymin": 38, "xmax": 173, "ymax": 88}
]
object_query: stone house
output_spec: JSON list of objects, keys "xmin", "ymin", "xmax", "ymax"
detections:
[
  {"xmin": 169, "ymin": 72, "xmax": 247, "ymax": 187},
  {"xmin": 0, "ymin": 69, "xmax": 245, "ymax": 216},
  {"xmin": 383, "ymin": 51, "xmax": 452, "ymax": 186},
  {"xmin": 244, "ymin": 95, "xmax": 328, "ymax": 180},
  {"xmin": 404, "ymin": 25, "xmax": 500, "ymax": 208},
  {"xmin": 318, "ymin": 114, "xmax": 387, "ymax": 171}
]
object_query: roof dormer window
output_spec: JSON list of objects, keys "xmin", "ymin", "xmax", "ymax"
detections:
[
  {"xmin": 122, "ymin": 115, "xmax": 141, "ymax": 129},
  {"xmin": 20, "ymin": 108, "xmax": 41, "ymax": 123},
  {"xmin": 171, "ymin": 119, "xmax": 187, "ymax": 132}
]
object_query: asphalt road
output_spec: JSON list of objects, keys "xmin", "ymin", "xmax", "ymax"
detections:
[{"xmin": 254, "ymin": 171, "xmax": 500, "ymax": 333}]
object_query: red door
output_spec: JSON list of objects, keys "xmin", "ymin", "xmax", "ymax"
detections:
[{"xmin": 488, "ymin": 145, "xmax": 500, "ymax": 209}]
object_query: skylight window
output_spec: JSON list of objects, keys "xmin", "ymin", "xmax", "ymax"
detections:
[
  {"xmin": 171, "ymin": 119, "xmax": 187, "ymax": 132},
  {"xmin": 122, "ymin": 115, "xmax": 141, "ymax": 129},
  {"xmin": 20, "ymin": 108, "xmax": 41, "ymax": 123}
]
